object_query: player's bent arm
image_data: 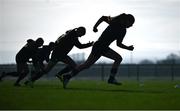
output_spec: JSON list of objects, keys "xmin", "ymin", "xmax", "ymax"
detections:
[
  {"xmin": 93, "ymin": 16, "xmax": 111, "ymax": 32},
  {"xmin": 75, "ymin": 40, "xmax": 94, "ymax": 49},
  {"xmin": 117, "ymin": 42, "xmax": 134, "ymax": 51}
]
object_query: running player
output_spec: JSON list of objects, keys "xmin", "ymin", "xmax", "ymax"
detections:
[
  {"xmin": 61, "ymin": 13, "xmax": 135, "ymax": 88},
  {"xmin": 14, "ymin": 38, "xmax": 44, "ymax": 86},
  {"xmin": 27, "ymin": 26, "xmax": 94, "ymax": 86},
  {"xmin": 24, "ymin": 42, "xmax": 55, "ymax": 85},
  {"xmin": 0, "ymin": 42, "xmax": 55, "ymax": 82}
]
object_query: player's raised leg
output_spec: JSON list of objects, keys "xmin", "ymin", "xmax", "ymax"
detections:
[{"xmin": 102, "ymin": 48, "xmax": 122, "ymax": 85}]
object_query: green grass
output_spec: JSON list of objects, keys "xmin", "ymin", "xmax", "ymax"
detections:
[{"xmin": 0, "ymin": 79, "xmax": 180, "ymax": 110}]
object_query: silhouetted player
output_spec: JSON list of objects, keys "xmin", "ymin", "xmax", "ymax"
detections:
[
  {"xmin": 0, "ymin": 42, "xmax": 55, "ymax": 84},
  {"xmin": 24, "ymin": 42, "xmax": 55, "ymax": 85},
  {"xmin": 31, "ymin": 42, "xmax": 55, "ymax": 73},
  {"xmin": 13, "ymin": 38, "xmax": 44, "ymax": 86},
  {"xmin": 27, "ymin": 26, "xmax": 94, "ymax": 86},
  {"xmin": 61, "ymin": 13, "xmax": 135, "ymax": 88}
]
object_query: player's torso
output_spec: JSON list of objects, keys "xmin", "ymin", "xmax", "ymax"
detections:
[
  {"xmin": 53, "ymin": 32, "xmax": 77, "ymax": 56},
  {"xmin": 16, "ymin": 42, "xmax": 38, "ymax": 62},
  {"xmin": 97, "ymin": 25, "xmax": 126, "ymax": 47}
]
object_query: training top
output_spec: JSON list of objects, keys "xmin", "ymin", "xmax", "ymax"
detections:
[
  {"xmin": 96, "ymin": 16, "xmax": 127, "ymax": 48},
  {"xmin": 33, "ymin": 45, "xmax": 52, "ymax": 63},
  {"xmin": 52, "ymin": 29, "xmax": 91, "ymax": 58},
  {"xmin": 16, "ymin": 39, "xmax": 39, "ymax": 63}
]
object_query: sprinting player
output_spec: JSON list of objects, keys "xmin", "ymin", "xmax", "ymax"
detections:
[
  {"xmin": 0, "ymin": 42, "xmax": 55, "ymax": 83},
  {"xmin": 24, "ymin": 42, "xmax": 55, "ymax": 85},
  {"xmin": 14, "ymin": 38, "xmax": 44, "ymax": 86},
  {"xmin": 27, "ymin": 26, "xmax": 94, "ymax": 85},
  {"xmin": 61, "ymin": 13, "xmax": 135, "ymax": 88}
]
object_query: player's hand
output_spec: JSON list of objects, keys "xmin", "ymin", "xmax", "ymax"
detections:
[
  {"xmin": 93, "ymin": 27, "xmax": 98, "ymax": 32},
  {"xmin": 128, "ymin": 45, "xmax": 134, "ymax": 51}
]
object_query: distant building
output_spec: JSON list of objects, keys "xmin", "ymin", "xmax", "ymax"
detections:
[{"xmin": 70, "ymin": 53, "xmax": 85, "ymax": 63}]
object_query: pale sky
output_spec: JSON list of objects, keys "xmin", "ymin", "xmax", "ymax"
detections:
[{"xmin": 0, "ymin": 0, "xmax": 180, "ymax": 64}]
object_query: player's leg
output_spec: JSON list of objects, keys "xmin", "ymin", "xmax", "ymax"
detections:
[
  {"xmin": 0, "ymin": 72, "xmax": 6, "ymax": 81},
  {"xmin": 24, "ymin": 60, "xmax": 57, "ymax": 87},
  {"xmin": 62, "ymin": 52, "xmax": 100, "ymax": 88},
  {"xmin": 31, "ymin": 60, "xmax": 57, "ymax": 82},
  {"xmin": 102, "ymin": 48, "xmax": 122, "ymax": 85},
  {"xmin": 72, "ymin": 52, "xmax": 100, "ymax": 77},
  {"xmin": 14, "ymin": 63, "xmax": 29, "ymax": 86},
  {"xmin": 56, "ymin": 56, "xmax": 77, "ymax": 82},
  {"xmin": 57, "ymin": 65, "xmax": 71, "ymax": 76},
  {"xmin": 57, "ymin": 56, "xmax": 77, "ymax": 76},
  {"xmin": 30, "ymin": 62, "xmax": 45, "ymax": 81},
  {"xmin": 0, "ymin": 71, "xmax": 19, "ymax": 81}
]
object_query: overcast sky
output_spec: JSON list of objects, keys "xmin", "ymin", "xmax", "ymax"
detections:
[{"xmin": 0, "ymin": 0, "xmax": 180, "ymax": 64}]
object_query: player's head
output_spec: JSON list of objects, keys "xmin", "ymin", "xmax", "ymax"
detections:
[
  {"xmin": 48, "ymin": 42, "xmax": 55, "ymax": 50},
  {"xmin": 125, "ymin": 14, "xmax": 135, "ymax": 28},
  {"xmin": 36, "ymin": 37, "xmax": 44, "ymax": 47},
  {"xmin": 112, "ymin": 13, "xmax": 135, "ymax": 28},
  {"xmin": 76, "ymin": 26, "xmax": 86, "ymax": 37}
]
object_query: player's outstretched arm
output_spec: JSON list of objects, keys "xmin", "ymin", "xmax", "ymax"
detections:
[{"xmin": 93, "ymin": 16, "xmax": 111, "ymax": 32}]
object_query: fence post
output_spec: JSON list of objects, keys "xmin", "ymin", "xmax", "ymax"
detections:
[
  {"xmin": 171, "ymin": 64, "xmax": 174, "ymax": 81},
  {"xmin": 127, "ymin": 64, "xmax": 130, "ymax": 78},
  {"xmin": 136, "ymin": 64, "xmax": 140, "ymax": 82},
  {"xmin": 154, "ymin": 64, "xmax": 158, "ymax": 79}
]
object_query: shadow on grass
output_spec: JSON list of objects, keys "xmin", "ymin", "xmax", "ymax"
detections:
[{"xmin": 65, "ymin": 87, "xmax": 165, "ymax": 94}]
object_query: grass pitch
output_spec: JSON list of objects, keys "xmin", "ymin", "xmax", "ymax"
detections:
[{"xmin": 0, "ymin": 79, "xmax": 180, "ymax": 110}]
